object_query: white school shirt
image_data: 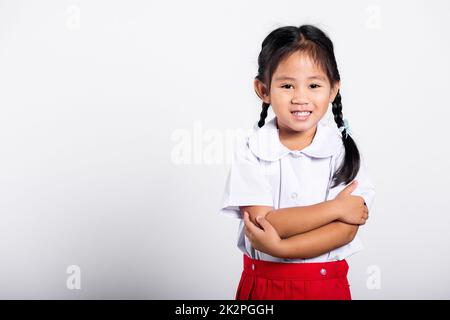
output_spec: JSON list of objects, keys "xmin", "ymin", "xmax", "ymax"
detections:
[{"xmin": 219, "ymin": 116, "xmax": 376, "ymax": 263}]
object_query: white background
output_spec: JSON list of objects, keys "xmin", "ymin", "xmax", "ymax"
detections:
[{"xmin": 0, "ymin": 0, "xmax": 449, "ymax": 299}]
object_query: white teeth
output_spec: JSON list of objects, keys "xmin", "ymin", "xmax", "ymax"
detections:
[{"xmin": 292, "ymin": 111, "xmax": 311, "ymax": 116}]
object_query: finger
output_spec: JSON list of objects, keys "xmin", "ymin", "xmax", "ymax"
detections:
[
  {"xmin": 243, "ymin": 212, "xmax": 253, "ymax": 237},
  {"xmin": 243, "ymin": 211, "xmax": 253, "ymax": 228},
  {"xmin": 244, "ymin": 227, "xmax": 251, "ymax": 239},
  {"xmin": 341, "ymin": 180, "xmax": 358, "ymax": 195},
  {"xmin": 255, "ymin": 216, "xmax": 273, "ymax": 231},
  {"xmin": 244, "ymin": 225, "xmax": 254, "ymax": 240},
  {"xmin": 243, "ymin": 211, "xmax": 262, "ymax": 235}
]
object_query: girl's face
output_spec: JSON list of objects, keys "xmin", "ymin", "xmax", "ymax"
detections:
[{"xmin": 255, "ymin": 50, "xmax": 339, "ymax": 136}]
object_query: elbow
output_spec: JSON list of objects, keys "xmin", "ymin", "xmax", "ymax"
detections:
[
  {"xmin": 347, "ymin": 225, "xmax": 359, "ymax": 243},
  {"xmin": 240, "ymin": 206, "xmax": 274, "ymax": 225},
  {"xmin": 336, "ymin": 221, "xmax": 359, "ymax": 245}
]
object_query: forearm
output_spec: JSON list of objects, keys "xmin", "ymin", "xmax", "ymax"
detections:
[
  {"xmin": 264, "ymin": 200, "xmax": 341, "ymax": 239},
  {"xmin": 276, "ymin": 221, "xmax": 359, "ymax": 259}
]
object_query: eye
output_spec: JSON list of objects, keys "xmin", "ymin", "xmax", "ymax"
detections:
[
  {"xmin": 281, "ymin": 84, "xmax": 294, "ymax": 89},
  {"xmin": 309, "ymin": 83, "xmax": 321, "ymax": 89}
]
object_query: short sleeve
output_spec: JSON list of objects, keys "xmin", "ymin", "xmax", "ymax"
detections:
[
  {"xmin": 219, "ymin": 136, "xmax": 274, "ymax": 219},
  {"xmin": 350, "ymin": 153, "xmax": 376, "ymax": 212},
  {"xmin": 327, "ymin": 146, "xmax": 376, "ymax": 212},
  {"xmin": 326, "ymin": 147, "xmax": 376, "ymax": 260}
]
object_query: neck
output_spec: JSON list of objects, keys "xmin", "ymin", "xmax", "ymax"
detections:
[{"xmin": 276, "ymin": 118, "xmax": 317, "ymax": 151}]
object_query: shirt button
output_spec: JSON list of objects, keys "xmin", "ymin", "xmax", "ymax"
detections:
[
  {"xmin": 251, "ymin": 264, "xmax": 255, "ymax": 271},
  {"xmin": 291, "ymin": 192, "xmax": 298, "ymax": 199},
  {"xmin": 320, "ymin": 268, "xmax": 327, "ymax": 276},
  {"xmin": 292, "ymin": 153, "xmax": 302, "ymax": 158}
]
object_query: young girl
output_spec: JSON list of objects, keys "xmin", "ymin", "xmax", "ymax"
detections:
[{"xmin": 219, "ymin": 24, "xmax": 375, "ymax": 300}]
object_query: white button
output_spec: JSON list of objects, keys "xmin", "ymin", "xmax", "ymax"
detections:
[
  {"xmin": 320, "ymin": 268, "xmax": 327, "ymax": 276},
  {"xmin": 251, "ymin": 264, "xmax": 255, "ymax": 270},
  {"xmin": 291, "ymin": 192, "xmax": 298, "ymax": 199},
  {"xmin": 292, "ymin": 152, "xmax": 302, "ymax": 158}
]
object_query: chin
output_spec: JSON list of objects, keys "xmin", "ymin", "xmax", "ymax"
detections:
[{"xmin": 287, "ymin": 119, "xmax": 316, "ymax": 132}]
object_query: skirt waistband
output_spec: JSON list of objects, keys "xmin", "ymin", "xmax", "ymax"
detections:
[{"xmin": 243, "ymin": 254, "xmax": 349, "ymax": 281}]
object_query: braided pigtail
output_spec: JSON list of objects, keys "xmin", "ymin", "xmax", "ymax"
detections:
[
  {"xmin": 330, "ymin": 91, "xmax": 360, "ymax": 188},
  {"xmin": 257, "ymin": 102, "xmax": 270, "ymax": 128}
]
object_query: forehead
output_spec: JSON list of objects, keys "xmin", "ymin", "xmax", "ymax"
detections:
[{"xmin": 273, "ymin": 51, "xmax": 327, "ymax": 79}]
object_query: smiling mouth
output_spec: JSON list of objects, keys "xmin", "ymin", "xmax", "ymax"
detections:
[
  {"xmin": 291, "ymin": 111, "xmax": 312, "ymax": 120},
  {"xmin": 291, "ymin": 111, "xmax": 312, "ymax": 115}
]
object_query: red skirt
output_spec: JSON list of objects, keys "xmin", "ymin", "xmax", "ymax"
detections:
[{"xmin": 235, "ymin": 254, "xmax": 352, "ymax": 300}]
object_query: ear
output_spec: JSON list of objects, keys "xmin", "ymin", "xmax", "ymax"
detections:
[
  {"xmin": 330, "ymin": 81, "xmax": 341, "ymax": 103},
  {"xmin": 254, "ymin": 79, "xmax": 271, "ymax": 104}
]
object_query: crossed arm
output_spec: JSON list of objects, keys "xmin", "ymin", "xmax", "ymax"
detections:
[{"xmin": 239, "ymin": 200, "xmax": 362, "ymax": 259}]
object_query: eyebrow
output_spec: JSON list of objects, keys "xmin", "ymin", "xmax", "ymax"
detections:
[{"xmin": 274, "ymin": 75, "xmax": 327, "ymax": 81}]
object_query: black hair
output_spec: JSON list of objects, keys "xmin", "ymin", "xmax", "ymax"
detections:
[{"xmin": 255, "ymin": 24, "xmax": 360, "ymax": 188}]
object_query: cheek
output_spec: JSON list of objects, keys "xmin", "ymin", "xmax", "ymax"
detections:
[
  {"xmin": 269, "ymin": 92, "xmax": 290, "ymax": 110},
  {"xmin": 313, "ymin": 93, "xmax": 332, "ymax": 108}
]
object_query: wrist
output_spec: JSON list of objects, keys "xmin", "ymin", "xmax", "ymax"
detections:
[
  {"xmin": 323, "ymin": 199, "xmax": 342, "ymax": 222},
  {"xmin": 328, "ymin": 199, "xmax": 343, "ymax": 221}
]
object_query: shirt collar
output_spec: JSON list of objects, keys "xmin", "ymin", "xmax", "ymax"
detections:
[{"xmin": 248, "ymin": 116, "xmax": 343, "ymax": 161}]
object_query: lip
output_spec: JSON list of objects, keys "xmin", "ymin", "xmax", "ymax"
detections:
[{"xmin": 291, "ymin": 110, "xmax": 312, "ymax": 121}]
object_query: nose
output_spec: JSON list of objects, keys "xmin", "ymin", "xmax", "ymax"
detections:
[{"xmin": 291, "ymin": 87, "xmax": 309, "ymax": 104}]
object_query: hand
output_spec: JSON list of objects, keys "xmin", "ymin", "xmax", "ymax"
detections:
[
  {"xmin": 335, "ymin": 180, "xmax": 369, "ymax": 225},
  {"xmin": 243, "ymin": 211, "xmax": 286, "ymax": 257},
  {"xmin": 239, "ymin": 206, "xmax": 273, "ymax": 228}
]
